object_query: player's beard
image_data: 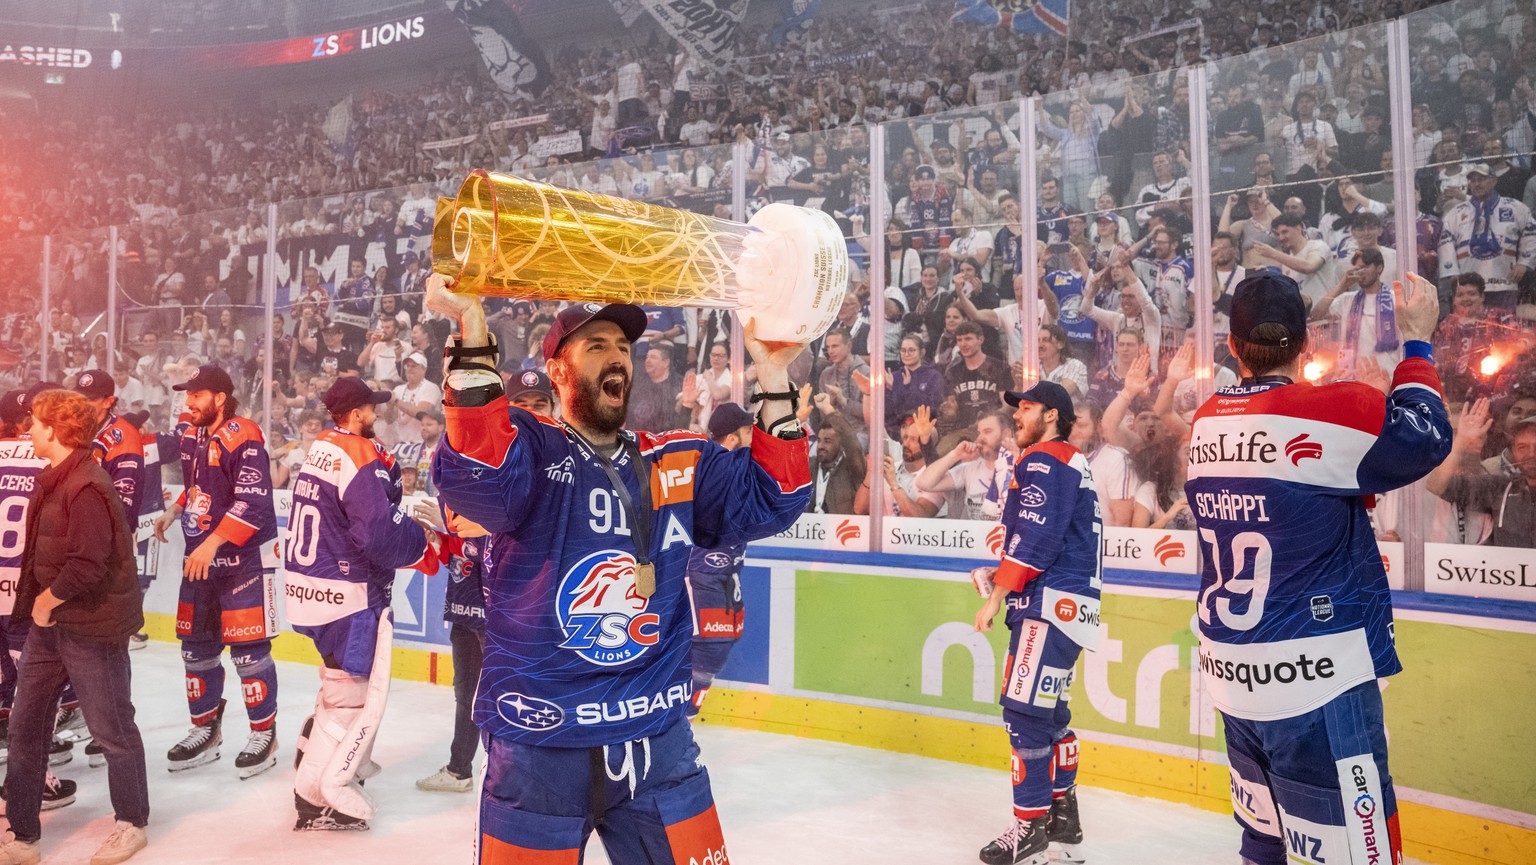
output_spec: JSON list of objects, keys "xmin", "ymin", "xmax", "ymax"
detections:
[
  {"xmin": 359, "ymin": 421, "xmax": 376, "ymax": 439},
  {"xmin": 189, "ymin": 403, "xmax": 222, "ymax": 429},
  {"xmin": 567, "ymin": 364, "xmax": 630, "ymax": 436},
  {"xmin": 1015, "ymin": 415, "xmax": 1049, "ymax": 450}
]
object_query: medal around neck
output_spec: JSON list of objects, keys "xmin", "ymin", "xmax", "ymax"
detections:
[{"xmin": 431, "ymin": 170, "xmax": 849, "ymax": 343}]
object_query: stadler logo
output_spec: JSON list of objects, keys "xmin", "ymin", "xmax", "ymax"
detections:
[
  {"xmin": 835, "ymin": 519, "xmax": 861, "ymax": 546},
  {"xmin": 986, "ymin": 525, "xmax": 1006, "ymax": 558},
  {"xmin": 1153, "ymin": 535, "xmax": 1185, "ymax": 566},
  {"xmin": 496, "ymin": 692, "xmax": 565, "ymax": 731},
  {"xmin": 1285, "ymin": 433, "xmax": 1323, "ymax": 465},
  {"xmin": 556, "ymin": 550, "xmax": 660, "ymax": 666}
]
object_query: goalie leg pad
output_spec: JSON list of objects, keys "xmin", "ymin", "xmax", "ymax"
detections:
[{"xmin": 319, "ymin": 612, "xmax": 393, "ymax": 819}]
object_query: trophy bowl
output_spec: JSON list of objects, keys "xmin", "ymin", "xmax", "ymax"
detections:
[{"xmin": 431, "ymin": 170, "xmax": 849, "ymax": 343}]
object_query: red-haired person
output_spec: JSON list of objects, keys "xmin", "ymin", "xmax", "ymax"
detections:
[{"xmin": 2, "ymin": 389, "xmax": 149, "ymax": 865}]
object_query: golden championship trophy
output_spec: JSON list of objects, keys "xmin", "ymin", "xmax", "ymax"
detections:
[{"xmin": 431, "ymin": 170, "xmax": 849, "ymax": 342}]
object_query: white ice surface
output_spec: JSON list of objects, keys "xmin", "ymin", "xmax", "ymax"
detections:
[{"xmin": 5, "ymin": 644, "xmax": 1423, "ymax": 864}]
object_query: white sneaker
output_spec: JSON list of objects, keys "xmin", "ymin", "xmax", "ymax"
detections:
[
  {"xmin": 415, "ymin": 766, "xmax": 473, "ymax": 792},
  {"xmin": 90, "ymin": 821, "xmax": 147, "ymax": 865},
  {"xmin": 0, "ymin": 832, "xmax": 40, "ymax": 865}
]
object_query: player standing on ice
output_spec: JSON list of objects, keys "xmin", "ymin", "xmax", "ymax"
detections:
[
  {"xmin": 426, "ymin": 273, "xmax": 811, "ymax": 864},
  {"xmin": 974, "ymin": 380, "xmax": 1101, "ymax": 865},
  {"xmin": 684, "ymin": 401, "xmax": 755, "ymax": 718},
  {"xmin": 1186, "ymin": 272, "xmax": 1447, "ymax": 865},
  {"xmin": 152, "ymin": 365, "xmax": 280, "ymax": 778},
  {"xmin": 285, "ymin": 377, "xmax": 443, "ymax": 829}
]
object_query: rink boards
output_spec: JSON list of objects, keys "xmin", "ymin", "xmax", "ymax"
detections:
[{"xmin": 134, "ymin": 492, "xmax": 1536, "ymax": 865}]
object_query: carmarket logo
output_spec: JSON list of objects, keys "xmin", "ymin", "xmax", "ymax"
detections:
[
  {"xmin": 1285, "ymin": 433, "xmax": 1322, "ymax": 465},
  {"xmin": 835, "ymin": 519, "xmax": 861, "ymax": 546},
  {"xmin": 1153, "ymin": 535, "xmax": 1184, "ymax": 566}
]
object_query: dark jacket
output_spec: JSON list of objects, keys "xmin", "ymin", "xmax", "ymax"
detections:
[{"xmin": 15, "ymin": 448, "xmax": 144, "ymax": 641}]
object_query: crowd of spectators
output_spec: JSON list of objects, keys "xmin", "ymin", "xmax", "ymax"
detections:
[{"xmin": 0, "ymin": 0, "xmax": 1532, "ymax": 549}]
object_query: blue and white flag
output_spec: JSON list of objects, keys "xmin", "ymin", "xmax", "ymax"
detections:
[
  {"xmin": 951, "ymin": 0, "xmax": 1069, "ymax": 37},
  {"xmin": 769, "ymin": 0, "xmax": 822, "ymax": 44}
]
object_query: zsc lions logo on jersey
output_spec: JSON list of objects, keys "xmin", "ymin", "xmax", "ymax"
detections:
[{"xmin": 556, "ymin": 550, "xmax": 660, "ymax": 666}]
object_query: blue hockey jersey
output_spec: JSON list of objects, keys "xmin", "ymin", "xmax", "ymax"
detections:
[
  {"xmin": 91, "ymin": 412, "xmax": 144, "ymax": 534},
  {"xmin": 433, "ymin": 403, "xmax": 810, "ymax": 747},
  {"xmin": 175, "ymin": 416, "xmax": 278, "ymax": 576},
  {"xmin": 0, "ymin": 436, "xmax": 47, "ymax": 616},
  {"xmin": 443, "ymin": 534, "xmax": 487, "ymax": 630},
  {"xmin": 284, "ymin": 428, "xmax": 437, "ymax": 672},
  {"xmin": 993, "ymin": 440, "xmax": 1103, "ymax": 650},
  {"xmin": 1185, "ymin": 356, "xmax": 1450, "ymax": 721}
]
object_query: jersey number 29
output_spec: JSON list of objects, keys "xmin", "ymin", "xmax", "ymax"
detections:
[{"xmin": 1196, "ymin": 529, "xmax": 1273, "ymax": 632}]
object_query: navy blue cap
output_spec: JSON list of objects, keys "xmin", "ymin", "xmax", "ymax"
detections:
[
  {"xmin": 707, "ymin": 402, "xmax": 754, "ymax": 440},
  {"xmin": 1003, "ymin": 380, "xmax": 1076, "ymax": 423},
  {"xmin": 72, "ymin": 369, "xmax": 115, "ymax": 399},
  {"xmin": 323, "ymin": 377, "xmax": 391, "ymax": 415},
  {"xmin": 1231, "ymin": 272, "xmax": 1308, "ymax": 347},
  {"xmin": 0, "ymin": 390, "xmax": 27, "ymax": 425},
  {"xmin": 23, "ymin": 382, "xmax": 62, "ymax": 411},
  {"xmin": 542, "ymin": 302, "xmax": 648, "ymax": 362},
  {"xmin": 506, "ymin": 369, "xmax": 553, "ymax": 402},
  {"xmin": 173, "ymin": 365, "xmax": 235, "ymax": 394}
]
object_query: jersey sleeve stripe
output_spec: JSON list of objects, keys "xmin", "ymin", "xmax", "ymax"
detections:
[
  {"xmin": 995, "ymin": 556, "xmax": 1043, "ymax": 592},
  {"xmin": 748, "ymin": 428, "xmax": 812, "ymax": 494},
  {"xmin": 445, "ymin": 403, "xmax": 518, "ymax": 469},
  {"xmin": 215, "ymin": 512, "xmax": 259, "ymax": 545}
]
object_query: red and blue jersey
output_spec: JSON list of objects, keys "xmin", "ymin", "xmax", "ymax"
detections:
[
  {"xmin": 284, "ymin": 428, "xmax": 437, "ymax": 674},
  {"xmin": 443, "ymin": 534, "xmax": 487, "ymax": 630},
  {"xmin": 993, "ymin": 440, "xmax": 1103, "ymax": 650},
  {"xmin": 432, "ymin": 403, "xmax": 810, "ymax": 748},
  {"xmin": 1185, "ymin": 356, "xmax": 1450, "ymax": 721},
  {"xmin": 91, "ymin": 412, "xmax": 144, "ymax": 534},
  {"xmin": 0, "ymin": 436, "xmax": 47, "ymax": 617},
  {"xmin": 175, "ymin": 416, "xmax": 277, "ymax": 576}
]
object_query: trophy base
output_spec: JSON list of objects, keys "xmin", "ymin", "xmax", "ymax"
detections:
[{"xmin": 738, "ymin": 204, "xmax": 849, "ymax": 344}]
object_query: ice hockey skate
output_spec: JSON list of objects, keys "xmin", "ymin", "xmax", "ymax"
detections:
[
  {"xmin": 293, "ymin": 793, "xmax": 369, "ymax": 832},
  {"xmin": 0, "ymin": 774, "xmax": 77, "ymax": 815},
  {"xmin": 167, "ymin": 698, "xmax": 224, "ymax": 771},
  {"xmin": 54, "ymin": 704, "xmax": 90, "ymax": 743},
  {"xmin": 979, "ymin": 816, "xmax": 1050, "ymax": 865},
  {"xmin": 235, "ymin": 727, "xmax": 277, "ymax": 779},
  {"xmin": 49, "ymin": 736, "xmax": 73, "ymax": 766},
  {"xmin": 1046, "ymin": 787, "xmax": 1085, "ymax": 863}
]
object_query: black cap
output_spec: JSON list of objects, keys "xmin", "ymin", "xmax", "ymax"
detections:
[
  {"xmin": 1003, "ymin": 380, "xmax": 1076, "ymax": 423},
  {"xmin": 507, "ymin": 369, "xmax": 554, "ymax": 402},
  {"xmin": 23, "ymin": 382, "xmax": 62, "ymax": 412},
  {"xmin": 173, "ymin": 365, "xmax": 235, "ymax": 394},
  {"xmin": 1230, "ymin": 272, "xmax": 1308, "ymax": 347},
  {"xmin": 72, "ymin": 369, "xmax": 115, "ymax": 400},
  {"xmin": 542, "ymin": 302, "xmax": 648, "ymax": 362},
  {"xmin": 0, "ymin": 390, "xmax": 27, "ymax": 425},
  {"xmin": 707, "ymin": 402, "xmax": 754, "ymax": 439},
  {"xmin": 323, "ymin": 377, "xmax": 391, "ymax": 415},
  {"xmin": 123, "ymin": 410, "xmax": 151, "ymax": 429}
]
